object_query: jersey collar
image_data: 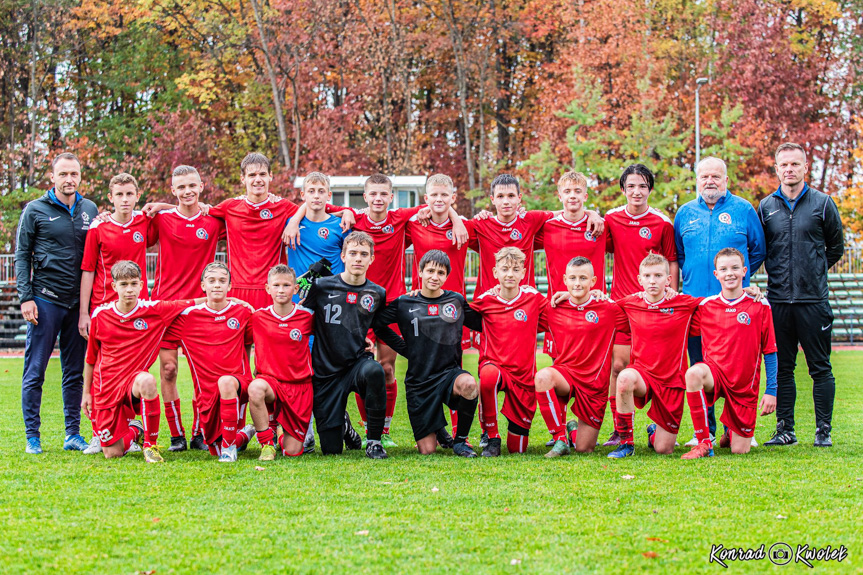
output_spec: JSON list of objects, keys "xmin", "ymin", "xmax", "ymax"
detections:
[
  {"xmin": 718, "ymin": 292, "xmax": 747, "ymax": 306},
  {"xmin": 203, "ymin": 301, "xmax": 234, "ymax": 314},
  {"xmin": 495, "ymin": 286, "xmax": 524, "ymax": 304},
  {"xmin": 567, "ymin": 295, "xmax": 594, "ymax": 308},
  {"xmin": 268, "ymin": 305, "xmax": 298, "ymax": 320},
  {"xmin": 106, "ymin": 212, "xmax": 139, "ymax": 228},
  {"xmin": 244, "ymin": 196, "xmax": 271, "ymax": 208},
  {"xmin": 112, "ymin": 301, "xmax": 141, "ymax": 318},
  {"xmin": 557, "ymin": 213, "xmax": 588, "ymax": 226},
  {"xmin": 170, "ymin": 208, "xmax": 203, "ymax": 221}
]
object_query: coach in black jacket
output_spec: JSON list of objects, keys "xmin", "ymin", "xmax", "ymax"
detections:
[
  {"xmin": 758, "ymin": 143, "xmax": 844, "ymax": 448},
  {"xmin": 15, "ymin": 153, "xmax": 99, "ymax": 454}
]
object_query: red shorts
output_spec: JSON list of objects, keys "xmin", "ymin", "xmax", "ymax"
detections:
[
  {"xmin": 630, "ymin": 366, "xmax": 684, "ymax": 434},
  {"xmin": 257, "ymin": 374, "xmax": 313, "ymax": 442},
  {"xmin": 542, "ymin": 333, "xmax": 557, "ymax": 358},
  {"xmin": 366, "ymin": 323, "xmax": 402, "ymax": 347},
  {"xmin": 91, "ymin": 373, "xmax": 143, "ymax": 447},
  {"xmin": 555, "ymin": 366, "xmax": 606, "ymax": 430},
  {"xmin": 482, "ymin": 361, "xmax": 535, "ymax": 429},
  {"xmin": 613, "ymin": 331, "xmax": 632, "ymax": 346},
  {"xmin": 197, "ymin": 375, "xmax": 251, "ymax": 446},
  {"xmin": 229, "ymin": 287, "xmax": 271, "ymax": 310},
  {"xmin": 703, "ymin": 362, "xmax": 758, "ymax": 438}
]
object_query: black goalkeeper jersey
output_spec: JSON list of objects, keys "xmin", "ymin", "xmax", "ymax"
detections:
[
  {"xmin": 374, "ymin": 291, "xmax": 482, "ymax": 387},
  {"xmin": 305, "ymin": 274, "xmax": 401, "ymax": 379}
]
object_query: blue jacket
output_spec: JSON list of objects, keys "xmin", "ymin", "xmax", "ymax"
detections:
[{"xmin": 674, "ymin": 191, "xmax": 766, "ymax": 297}]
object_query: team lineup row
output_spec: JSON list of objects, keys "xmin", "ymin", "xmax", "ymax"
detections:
[{"xmin": 17, "ymin": 144, "xmax": 840, "ymax": 459}]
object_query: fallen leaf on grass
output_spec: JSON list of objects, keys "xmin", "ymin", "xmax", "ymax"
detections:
[
  {"xmin": 136, "ymin": 571, "xmax": 156, "ymax": 575},
  {"xmin": 510, "ymin": 559, "xmax": 521, "ymax": 565},
  {"xmin": 355, "ymin": 530, "xmax": 369, "ymax": 536},
  {"xmin": 383, "ymin": 481, "xmax": 393, "ymax": 484},
  {"xmin": 776, "ymin": 515, "xmax": 786, "ymax": 519},
  {"xmin": 254, "ymin": 466, "xmax": 266, "ymax": 471},
  {"xmin": 646, "ymin": 537, "xmax": 667, "ymax": 542},
  {"xmin": 652, "ymin": 509, "xmax": 659, "ymax": 514},
  {"xmin": 152, "ymin": 518, "xmax": 160, "ymax": 523},
  {"xmin": 621, "ymin": 475, "xmax": 635, "ymax": 480},
  {"xmin": 504, "ymin": 507, "xmax": 509, "ymax": 512},
  {"xmin": 431, "ymin": 487, "xmax": 439, "ymax": 493},
  {"xmin": 642, "ymin": 552, "xmax": 658, "ymax": 558}
]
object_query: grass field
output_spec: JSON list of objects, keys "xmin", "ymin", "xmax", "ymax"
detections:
[{"xmin": 0, "ymin": 352, "xmax": 861, "ymax": 574}]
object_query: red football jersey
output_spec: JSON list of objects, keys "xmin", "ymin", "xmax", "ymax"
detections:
[
  {"xmin": 618, "ymin": 293, "xmax": 700, "ymax": 388},
  {"xmin": 605, "ymin": 206, "xmax": 676, "ymax": 300},
  {"xmin": 406, "ymin": 216, "xmax": 468, "ymax": 295},
  {"xmin": 536, "ymin": 213, "xmax": 607, "ymax": 298},
  {"xmin": 692, "ymin": 293, "xmax": 777, "ymax": 403},
  {"xmin": 149, "ymin": 208, "xmax": 225, "ymax": 300},
  {"xmin": 472, "ymin": 286, "xmax": 548, "ymax": 386},
  {"xmin": 86, "ymin": 299, "xmax": 192, "ymax": 409},
  {"xmin": 208, "ymin": 196, "xmax": 298, "ymax": 289},
  {"xmin": 547, "ymin": 297, "xmax": 629, "ymax": 390},
  {"xmin": 165, "ymin": 301, "xmax": 254, "ymax": 404},
  {"xmin": 467, "ymin": 211, "xmax": 552, "ymax": 301},
  {"xmin": 80, "ymin": 212, "xmax": 151, "ymax": 308},
  {"xmin": 251, "ymin": 304, "xmax": 315, "ymax": 383},
  {"xmin": 352, "ymin": 206, "xmax": 420, "ymax": 302}
]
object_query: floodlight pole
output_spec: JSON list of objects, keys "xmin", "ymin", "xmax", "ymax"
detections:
[{"xmin": 695, "ymin": 77, "xmax": 709, "ymax": 168}]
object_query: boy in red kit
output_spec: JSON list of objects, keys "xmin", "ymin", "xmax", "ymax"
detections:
[
  {"xmin": 248, "ymin": 265, "xmax": 315, "ymax": 460},
  {"xmin": 535, "ymin": 257, "xmax": 629, "ymax": 457},
  {"xmin": 82, "ymin": 261, "xmax": 203, "ymax": 463},
  {"xmin": 610, "ymin": 253, "xmax": 698, "ymax": 458},
  {"xmin": 165, "ymin": 263, "xmax": 257, "ymax": 462},
  {"xmin": 603, "ymin": 164, "xmax": 677, "ymax": 447},
  {"xmin": 472, "ymin": 248, "xmax": 547, "ymax": 457},
  {"xmin": 681, "ymin": 248, "xmax": 777, "ymax": 459}
]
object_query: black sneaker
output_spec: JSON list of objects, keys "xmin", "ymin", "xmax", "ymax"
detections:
[
  {"xmin": 169, "ymin": 436, "xmax": 187, "ymax": 452},
  {"xmin": 764, "ymin": 421, "xmax": 798, "ymax": 446},
  {"xmin": 189, "ymin": 434, "xmax": 207, "ymax": 451},
  {"xmin": 365, "ymin": 442, "xmax": 389, "ymax": 459},
  {"xmin": 453, "ymin": 441, "xmax": 477, "ymax": 458},
  {"xmin": 479, "ymin": 432, "xmax": 489, "ymax": 449},
  {"xmin": 343, "ymin": 411, "xmax": 362, "ymax": 450},
  {"xmin": 814, "ymin": 424, "xmax": 832, "ymax": 447},
  {"xmin": 436, "ymin": 427, "xmax": 454, "ymax": 449},
  {"xmin": 481, "ymin": 437, "xmax": 501, "ymax": 457}
]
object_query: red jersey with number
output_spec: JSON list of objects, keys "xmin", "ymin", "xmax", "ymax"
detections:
[
  {"xmin": 208, "ymin": 196, "xmax": 298, "ymax": 290},
  {"xmin": 165, "ymin": 301, "xmax": 254, "ymax": 401},
  {"xmin": 691, "ymin": 293, "xmax": 777, "ymax": 401},
  {"xmin": 406, "ymin": 216, "xmax": 468, "ymax": 295},
  {"xmin": 467, "ymin": 211, "xmax": 552, "ymax": 300},
  {"xmin": 81, "ymin": 212, "xmax": 152, "ymax": 308},
  {"xmin": 618, "ymin": 294, "xmax": 700, "ymax": 388},
  {"xmin": 605, "ymin": 206, "xmax": 676, "ymax": 300},
  {"xmin": 547, "ymin": 297, "xmax": 629, "ymax": 389},
  {"xmin": 472, "ymin": 286, "xmax": 548, "ymax": 386},
  {"xmin": 536, "ymin": 213, "xmax": 607, "ymax": 297},
  {"xmin": 351, "ymin": 207, "xmax": 420, "ymax": 302},
  {"xmin": 251, "ymin": 305, "xmax": 315, "ymax": 383},
  {"xmin": 86, "ymin": 299, "xmax": 192, "ymax": 409},
  {"xmin": 149, "ymin": 208, "xmax": 225, "ymax": 300}
]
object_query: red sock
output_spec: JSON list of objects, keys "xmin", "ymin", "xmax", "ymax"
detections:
[
  {"xmin": 220, "ymin": 397, "xmax": 240, "ymax": 448},
  {"xmin": 506, "ymin": 432, "xmax": 528, "ymax": 454},
  {"xmin": 163, "ymin": 399, "xmax": 184, "ymax": 438},
  {"xmin": 687, "ymin": 390, "xmax": 712, "ymax": 447},
  {"xmin": 537, "ymin": 389, "xmax": 566, "ymax": 442},
  {"xmin": 192, "ymin": 399, "xmax": 201, "ymax": 436},
  {"xmin": 141, "ymin": 397, "xmax": 161, "ymax": 448},
  {"xmin": 355, "ymin": 395, "xmax": 368, "ymax": 430},
  {"xmin": 208, "ymin": 443, "xmax": 220, "ymax": 456},
  {"xmin": 450, "ymin": 409, "xmax": 458, "ymax": 436},
  {"xmin": 257, "ymin": 428, "xmax": 275, "ymax": 446},
  {"xmin": 569, "ymin": 425, "xmax": 578, "ymax": 446},
  {"xmin": 609, "ymin": 396, "xmax": 618, "ymax": 431},
  {"xmin": 479, "ymin": 364, "xmax": 501, "ymax": 439},
  {"xmin": 618, "ymin": 411, "xmax": 634, "ymax": 445},
  {"xmin": 122, "ymin": 425, "xmax": 140, "ymax": 452},
  {"xmin": 383, "ymin": 380, "xmax": 398, "ymax": 434},
  {"xmin": 267, "ymin": 402, "xmax": 278, "ymax": 435}
]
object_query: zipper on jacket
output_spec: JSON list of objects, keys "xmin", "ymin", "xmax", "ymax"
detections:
[{"xmin": 789, "ymin": 209, "xmax": 794, "ymax": 304}]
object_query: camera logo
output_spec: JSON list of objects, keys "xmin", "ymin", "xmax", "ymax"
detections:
[{"xmin": 768, "ymin": 543, "xmax": 793, "ymax": 566}]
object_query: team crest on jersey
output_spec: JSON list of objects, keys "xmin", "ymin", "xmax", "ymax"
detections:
[
  {"xmin": 227, "ymin": 318, "xmax": 240, "ymax": 330},
  {"xmin": 196, "ymin": 228, "xmax": 209, "ymax": 240},
  {"xmin": 584, "ymin": 230, "xmax": 597, "ymax": 242},
  {"xmin": 441, "ymin": 303, "xmax": 458, "ymax": 319},
  {"xmin": 585, "ymin": 310, "xmax": 599, "ymax": 324},
  {"xmin": 513, "ymin": 309, "xmax": 528, "ymax": 322},
  {"xmin": 360, "ymin": 294, "xmax": 375, "ymax": 312},
  {"xmin": 260, "ymin": 209, "xmax": 273, "ymax": 220},
  {"xmin": 446, "ymin": 230, "xmax": 454, "ymax": 241},
  {"xmin": 428, "ymin": 304, "xmax": 439, "ymax": 316},
  {"xmin": 318, "ymin": 227, "xmax": 330, "ymax": 239},
  {"xmin": 382, "ymin": 224, "xmax": 395, "ymax": 234},
  {"xmin": 82, "ymin": 212, "xmax": 90, "ymax": 223},
  {"xmin": 133, "ymin": 231, "xmax": 144, "ymax": 243},
  {"xmin": 737, "ymin": 312, "xmax": 751, "ymax": 325},
  {"xmin": 509, "ymin": 229, "xmax": 523, "ymax": 241},
  {"xmin": 639, "ymin": 227, "xmax": 652, "ymax": 239},
  {"xmin": 289, "ymin": 328, "xmax": 302, "ymax": 341},
  {"xmin": 719, "ymin": 213, "xmax": 732, "ymax": 224},
  {"xmin": 347, "ymin": 292, "xmax": 358, "ymax": 304},
  {"xmin": 133, "ymin": 319, "xmax": 148, "ymax": 330}
]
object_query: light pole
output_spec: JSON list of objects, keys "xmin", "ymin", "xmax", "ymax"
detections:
[{"xmin": 695, "ymin": 77, "xmax": 709, "ymax": 168}]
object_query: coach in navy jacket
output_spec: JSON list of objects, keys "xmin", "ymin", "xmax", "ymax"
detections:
[
  {"xmin": 758, "ymin": 143, "xmax": 844, "ymax": 448},
  {"xmin": 674, "ymin": 156, "xmax": 766, "ymax": 440},
  {"xmin": 15, "ymin": 153, "xmax": 99, "ymax": 454}
]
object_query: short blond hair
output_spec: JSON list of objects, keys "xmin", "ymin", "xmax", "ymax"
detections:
[
  {"xmin": 494, "ymin": 247, "xmax": 526, "ymax": 267},
  {"xmin": 303, "ymin": 171, "xmax": 330, "ymax": 191},
  {"xmin": 639, "ymin": 252, "xmax": 669, "ymax": 274},
  {"xmin": 109, "ymin": 173, "xmax": 139, "ymax": 193},
  {"xmin": 426, "ymin": 173, "xmax": 454, "ymax": 192},
  {"xmin": 557, "ymin": 171, "xmax": 588, "ymax": 190}
]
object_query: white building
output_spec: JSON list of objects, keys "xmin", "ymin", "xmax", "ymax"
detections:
[{"xmin": 292, "ymin": 175, "xmax": 427, "ymax": 211}]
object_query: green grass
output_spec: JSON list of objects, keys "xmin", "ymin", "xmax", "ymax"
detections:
[{"xmin": 1, "ymin": 352, "xmax": 861, "ymax": 574}]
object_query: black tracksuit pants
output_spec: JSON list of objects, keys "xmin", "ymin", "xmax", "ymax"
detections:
[{"xmin": 770, "ymin": 301, "xmax": 836, "ymax": 431}]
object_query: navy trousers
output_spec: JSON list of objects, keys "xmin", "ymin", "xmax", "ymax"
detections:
[{"xmin": 21, "ymin": 298, "xmax": 86, "ymax": 439}]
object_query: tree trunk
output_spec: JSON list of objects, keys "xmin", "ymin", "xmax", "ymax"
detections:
[
  {"xmin": 290, "ymin": 74, "xmax": 301, "ymax": 173},
  {"xmin": 249, "ymin": 0, "xmax": 292, "ymax": 169},
  {"xmin": 26, "ymin": 0, "xmax": 40, "ymax": 186},
  {"xmin": 382, "ymin": 72, "xmax": 393, "ymax": 172}
]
